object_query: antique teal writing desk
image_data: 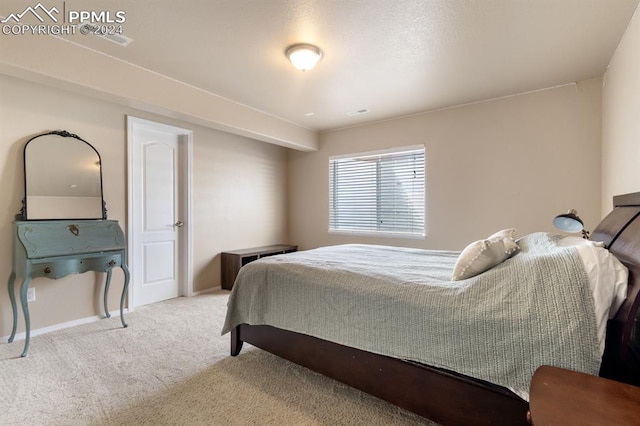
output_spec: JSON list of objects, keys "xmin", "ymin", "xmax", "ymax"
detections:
[{"xmin": 7, "ymin": 220, "xmax": 130, "ymax": 357}]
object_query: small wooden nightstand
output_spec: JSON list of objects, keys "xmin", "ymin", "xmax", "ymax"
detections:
[
  {"xmin": 529, "ymin": 365, "xmax": 640, "ymax": 425},
  {"xmin": 221, "ymin": 244, "xmax": 297, "ymax": 290}
]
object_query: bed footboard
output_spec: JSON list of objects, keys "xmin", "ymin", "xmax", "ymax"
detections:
[{"xmin": 231, "ymin": 323, "xmax": 529, "ymax": 426}]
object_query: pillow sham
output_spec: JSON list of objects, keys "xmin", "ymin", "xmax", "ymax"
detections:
[{"xmin": 452, "ymin": 233, "xmax": 519, "ymax": 281}]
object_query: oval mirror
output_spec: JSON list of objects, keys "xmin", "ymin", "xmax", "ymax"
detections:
[{"xmin": 22, "ymin": 130, "xmax": 106, "ymax": 220}]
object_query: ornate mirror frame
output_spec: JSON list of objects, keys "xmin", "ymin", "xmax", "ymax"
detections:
[{"xmin": 20, "ymin": 130, "xmax": 107, "ymax": 220}]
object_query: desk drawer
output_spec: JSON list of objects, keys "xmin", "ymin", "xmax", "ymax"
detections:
[
  {"xmin": 32, "ymin": 253, "xmax": 123, "ymax": 279},
  {"xmin": 17, "ymin": 220, "xmax": 125, "ymax": 258}
]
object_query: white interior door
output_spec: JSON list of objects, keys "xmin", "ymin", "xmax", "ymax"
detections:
[{"xmin": 128, "ymin": 117, "xmax": 193, "ymax": 308}]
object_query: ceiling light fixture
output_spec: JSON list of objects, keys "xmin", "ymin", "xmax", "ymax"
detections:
[{"xmin": 285, "ymin": 43, "xmax": 323, "ymax": 71}]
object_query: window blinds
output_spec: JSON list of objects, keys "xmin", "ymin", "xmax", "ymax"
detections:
[{"xmin": 329, "ymin": 146, "xmax": 425, "ymax": 237}]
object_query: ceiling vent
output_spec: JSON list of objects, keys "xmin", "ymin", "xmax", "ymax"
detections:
[
  {"xmin": 346, "ymin": 108, "xmax": 370, "ymax": 116},
  {"xmin": 99, "ymin": 32, "xmax": 133, "ymax": 47},
  {"xmin": 79, "ymin": 24, "xmax": 133, "ymax": 46}
]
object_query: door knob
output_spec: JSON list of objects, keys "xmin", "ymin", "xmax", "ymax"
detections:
[{"xmin": 174, "ymin": 221, "xmax": 184, "ymax": 228}]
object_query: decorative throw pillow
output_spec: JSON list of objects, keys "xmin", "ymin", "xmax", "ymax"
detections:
[
  {"xmin": 452, "ymin": 236, "xmax": 520, "ymax": 281},
  {"xmin": 488, "ymin": 228, "xmax": 517, "ymax": 240}
]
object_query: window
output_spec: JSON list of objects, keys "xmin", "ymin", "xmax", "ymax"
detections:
[{"xmin": 329, "ymin": 145, "xmax": 425, "ymax": 238}]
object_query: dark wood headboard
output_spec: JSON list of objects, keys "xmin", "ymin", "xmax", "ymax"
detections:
[{"xmin": 591, "ymin": 192, "xmax": 640, "ymax": 384}]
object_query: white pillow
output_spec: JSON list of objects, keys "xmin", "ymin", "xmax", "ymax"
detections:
[
  {"xmin": 557, "ymin": 235, "xmax": 628, "ymax": 354},
  {"xmin": 452, "ymin": 236, "xmax": 519, "ymax": 281},
  {"xmin": 559, "ymin": 236, "xmax": 627, "ymax": 319},
  {"xmin": 488, "ymin": 228, "xmax": 517, "ymax": 240}
]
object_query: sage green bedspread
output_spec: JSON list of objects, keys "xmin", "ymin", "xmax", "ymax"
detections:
[{"xmin": 222, "ymin": 233, "xmax": 600, "ymax": 395}]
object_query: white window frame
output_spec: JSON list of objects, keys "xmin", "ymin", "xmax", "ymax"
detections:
[{"xmin": 328, "ymin": 145, "xmax": 426, "ymax": 239}]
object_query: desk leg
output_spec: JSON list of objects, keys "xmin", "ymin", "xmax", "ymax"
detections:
[
  {"xmin": 7, "ymin": 272, "xmax": 17, "ymax": 343},
  {"xmin": 103, "ymin": 269, "xmax": 112, "ymax": 319},
  {"xmin": 120, "ymin": 264, "xmax": 130, "ymax": 328},
  {"xmin": 19, "ymin": 277, "xmax": 32, "ymax": 357}
]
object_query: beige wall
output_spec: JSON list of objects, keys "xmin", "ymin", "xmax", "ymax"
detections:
[
  {"xmin": 289, "ymin": 79, "xmax": 603, "ymax": 251},
  {"xmin": 602, "ymin": 7, "xmax": 640, "ymax": 215},
  {"xmin": 0, "ymin": 74, "xmax": 288, "ymax": 338}
]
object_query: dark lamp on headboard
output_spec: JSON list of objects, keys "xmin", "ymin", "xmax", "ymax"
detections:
[{"xmin": 553, "ymin": 209, "xmax": 590, "ymax": 239}]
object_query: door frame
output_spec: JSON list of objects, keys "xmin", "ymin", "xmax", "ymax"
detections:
[{"xmin": 126, "ymin": 116, "xmax": 194, "ymax": 310}]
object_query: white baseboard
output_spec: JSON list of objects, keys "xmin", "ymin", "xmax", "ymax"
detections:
[{"xmin": 1, "ymin": 309, "xmax": 129, "ymax": 343}]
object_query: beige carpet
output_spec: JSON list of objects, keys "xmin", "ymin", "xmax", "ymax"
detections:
[{"xmin": 0, "ymin": 291, "xmax": 437, "ymax": 425}]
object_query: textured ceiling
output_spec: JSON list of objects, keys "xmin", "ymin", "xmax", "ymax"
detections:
[{"xmin": 2, "ymin": 0, "xmax": 639, "ymax": 131}]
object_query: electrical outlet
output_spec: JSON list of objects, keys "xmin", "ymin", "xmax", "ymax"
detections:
[{"xmin": 27, "ymin": 287, "xmax": 36, "ymax": 302}]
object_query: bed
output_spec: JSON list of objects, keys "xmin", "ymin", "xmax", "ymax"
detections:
[{"xmin": 222, "ymin": 193, "xmax": 640, "ymax": 425}]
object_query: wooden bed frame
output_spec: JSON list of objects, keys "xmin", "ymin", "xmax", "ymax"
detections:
[{"xmin": 230, "ymin": 193, "xmax": 640, "ymax": 425}]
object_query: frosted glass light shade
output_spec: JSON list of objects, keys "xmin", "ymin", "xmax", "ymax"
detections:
[
  {"xmin": 553, "ymin": 209, "xmax": 584, "ymax": 232},
  {"xmin": 286, "ymin": 44, "xmax": 323, "ymax": 71}
]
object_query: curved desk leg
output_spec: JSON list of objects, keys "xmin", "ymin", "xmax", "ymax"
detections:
[
  {"xmin": 7, "ymin": 272, "xmax": 17, "ymax": 343},
  {"xmin": 19, "ymin": 277, "xmax": 32, "ymax": 357},
  {"xmin": 103, "ymin": 269, "xmax": 112, "ymax": 319},
  {"xmin": 120, "ymin": 264, "xmax": 130, "ymax": 328}
]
